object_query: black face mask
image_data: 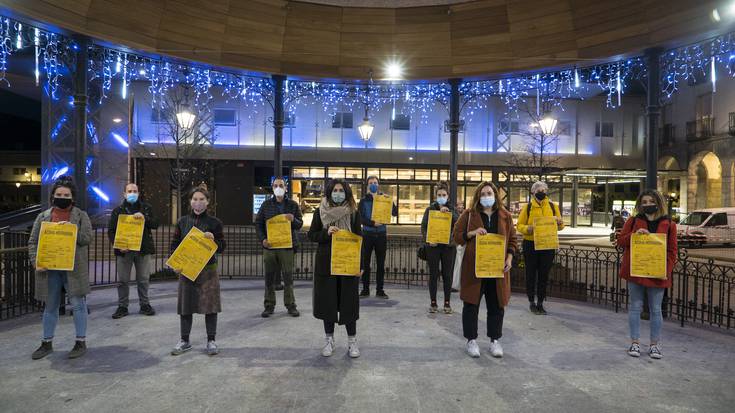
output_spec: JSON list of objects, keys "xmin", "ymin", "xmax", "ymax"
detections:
[
  {"xmin": 534, "ymin": 192, "xmax": 547, "ymax": 201},
  {"xmin": 642, "ymin": 205, "xmax": 658, "ymax": 215},
  {"xmin": 53, "ymin": 197, "xmax": 72, "ymax": 209}
]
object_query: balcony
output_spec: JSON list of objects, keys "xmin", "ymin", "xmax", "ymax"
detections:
[{"xmin": 686, "ymin": 117, "xmax": 715, "ymax": 141}]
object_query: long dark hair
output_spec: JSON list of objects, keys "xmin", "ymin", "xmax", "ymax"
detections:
[
  {"xmin": 471, "ymin": 181, "xmax": 505, "ymax": 213},
  {"xmin": 325, "ymin": 178, "xmax": 356, "ymax": 211},
  {"xmin": 50, "ymin": 175, "xmax": 77, "ymax": 200}
]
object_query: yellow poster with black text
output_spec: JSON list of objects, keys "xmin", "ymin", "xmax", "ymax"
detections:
[
  {"xmin": 475, "ymin": 233, "xmax": 506, "ymax": 278},
  {"xmin": 426, "ymin": 210, "xmax": 452, "ymax": 244},
  {"xmin": 166, "ymin": 227, "xmax": 218, "ymax": 281},
  {"xmin": 330, "ymin": 230, "xmax": 363, "ymax": 276},
  {"xmin": 533, "ymin": 216, "xmax": 559, "ymax": 250},
  {"xmin": 36, "ymin": 221, "xmax": 78, "ymax": 271},
  {"xmin": 113, "ymin": 214, "xmax": 145, "ymax": 251},
  {"xmin": 631, "ymin": 233, "xmax": 667, "ymax": 279},
  {"xmin": 266, "ymin": 214, "xmax": 293, "ymax": 249},
  {"xmin": 371, "ymin": 194, "xmax": 393, "ymax": 225}
]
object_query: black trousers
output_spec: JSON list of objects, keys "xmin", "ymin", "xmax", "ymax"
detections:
[
  {"xmin": 523, "ymin": 240, "xmax": 555, "ymax": 304},
  {"xmin": 462, "ymin": 279, "xmax": 504, "ymax": 341},
  {"xmin": 324, "ymin": 320, "xmax": 357, "ymax": 336},
  {"xmin": 361, "ymin": 233, "xmax": 387, "ymax": 291},
  {"xmin": 180, "ymin": 313, "xmax": 217, "ymax": 341},
  {"xmin": 426, "ymin": 244, "xmax": 455, "ymax": 303}
]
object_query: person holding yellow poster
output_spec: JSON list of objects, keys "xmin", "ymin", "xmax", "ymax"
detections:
[
  {"xmin": 358, "ymin": 176, "xmax": 397, "ymax": 299},
  {"xmin": 420, "ymin": 182, "xmax": 459, "ymax": 314},
  {"xmin": 28, "ymin": 176, "xmax": 93, "ymax": 360},
  {"xmin": 616, "ymin": 190, "xmax": 677, "ymax": 360},
  {"xmin": 516, "ymin": 181, "xmax": 564, "ymax": 315},
  {"xmin": 254, "ymin": 177, "xmax": 303, "ymax": 318},
  {"xmin": 308, "ymin": 179, "xmax": 363, "ymax": 358},
  {"xmin": 453, "ymin": 181, "xmax": 517, "ymax": 359},
  {"xmin": 108, "ymin": 183, "xmax": 159, "ymax": 319},
  {"xmin": 169, "ymin": 186, "xmax": 227, "ymax": 357}
]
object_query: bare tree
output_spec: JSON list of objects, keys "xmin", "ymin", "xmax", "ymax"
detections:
[
  {"xmin": 133, "ymin": 86, "xmax": 218, "ymax": 220},
  {"xmin": 502, "ymin": 102, "xmax": 561, "ymax": 184}
]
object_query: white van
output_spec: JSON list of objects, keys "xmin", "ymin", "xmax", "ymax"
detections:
[{"xmin": 677, "ymin": 208, "xmax": 735, "ymax": 246}]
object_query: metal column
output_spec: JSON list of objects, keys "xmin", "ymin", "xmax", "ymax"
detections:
[
  {"xmin": 272, "ymin": 74, "xmax": 286, "ymax": 178},
  {"xmin": 73, "ymin": 36, "xmax": 89, "ymax": 209},
  {"xmin": 448, "ymin": 78, "xmax": 461, "ymax": 204},
  {"xmin": 645, "ymin": 48, "xmax": 663, "ymax": 190}
]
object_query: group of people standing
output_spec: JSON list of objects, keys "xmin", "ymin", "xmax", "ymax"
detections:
[{"xmin": 27, "ymin": 174, "xmax": 677, "ymax": 362}]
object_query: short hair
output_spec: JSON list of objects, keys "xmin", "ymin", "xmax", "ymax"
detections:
[
  {"xmin": 50, "ymin": 176, "xmax": 77, "ymax": 199},
  {"xmin": 531, "ymin": 181, "xmax": 548, "ymax": 193},
  {"xmin": 434, "ymin": 181, "xmax": 449, "ymax": 195},
  {"xmin": 635, "ymin": 189, "xmax": 667, "ymax": 220},
  {"xmin": 189, "ymin": 184, "xmax": 210, "ymax": 200}
]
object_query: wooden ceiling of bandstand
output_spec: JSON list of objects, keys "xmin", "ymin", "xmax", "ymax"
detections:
[{"xmin": 0, "ymin": 0, "xmax": 730, "ymax": 80}]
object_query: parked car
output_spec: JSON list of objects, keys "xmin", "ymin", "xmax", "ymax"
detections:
[{"xmin": 677, "ymin": 208, "xmax": 735, "ymax": 246}]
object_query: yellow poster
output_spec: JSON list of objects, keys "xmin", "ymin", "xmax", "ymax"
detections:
[
  {"xmin": 371, "ymin": 194, "xmax": 393, "ymax": 224},
  {"xmin": 631, "ymin": 233, "xmax": 667, "ymax": 279},
  {"xmin": 36, "ymin": 221, "xmax": 78, "ymax": 271},
  {"xmin": 426, "ymin": 210, "xmax": 452, "ymax": 244},
  {"xmin": 533, "ymin": 216, "xmax": 559, "ymax": 250},
  {"xmin": 475, "ymin": 233, "xmax": 506, "ymax": 278},
  {"xmin": 113, "ymin": 214, "xmax": 145, "ymax": 251},
  {"xmin": 166, "ymin": 227, "xmax": 218, "ymax": 281},
  {"xmin": 330, "ymin": 230, "xmax": 363, "ymax": 276},
  {"xmin": 266, "ymin": 214, "xmax": 293, "ymax": 249}
]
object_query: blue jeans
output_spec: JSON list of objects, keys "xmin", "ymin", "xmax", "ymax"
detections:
[
  {"xmin": 42, "ymin": 271, "xmax": 87, "ymax": 340},
  {"xmin": 628, "ymin": 282, "xmax": 664, "ymax": 343}
]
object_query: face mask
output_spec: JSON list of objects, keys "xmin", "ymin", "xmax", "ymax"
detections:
[
  {"xmin": 642, "ymin": 205, "xmax": 658, "ymax": 215},
  {"xmin": 273, "ymin": 187, "xmax": 286, "ymax": 197},
  {"xmin": 53, "ymin": 197, "xmax": 72, "ymax": 209},
  {"xmin": 332, "ymin": 192, "xmax": 346, "ymax": 204},
  {"xmin": 436, "ymin": 196, "xmax": 448, "ymax": 206},
  {"xmin": 534, "ymin": 192, "xmax": 547, "ymax": 201},
  {"xmin": 369, "ymin": 183, "xmax": 379, "ymax": 193},
  {"xmin": 480, "ymin": 196, "xmax": 495, "ymax": 208},
  {"xmin": 191, "ymin": 200, "xmax": 208, "ymax": 214},
  {"xmin": 126, "ymin": 193, "xmax": 139, "ymax": 203}
]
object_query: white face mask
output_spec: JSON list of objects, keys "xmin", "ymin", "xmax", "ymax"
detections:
[
  {"xmin": 480, "ymin": 196, "xmax": 495, "ymax": 208},
  {"xmin": 273, "ymin": 187, "xmax": 286, "ymax": 197}
]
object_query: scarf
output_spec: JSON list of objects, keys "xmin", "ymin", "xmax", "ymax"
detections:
[{"xmin": 319, "ymin": 198, "xmax": 353, "ymax": 231}]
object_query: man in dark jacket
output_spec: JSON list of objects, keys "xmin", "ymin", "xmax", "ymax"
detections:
[
  {"xmin": 255, "ymin": 177, "xmax": 303, "ymax": 318},
  {"xmin": 108, "ymin": 183, "xmax": 159, "ymax": 318},
  {"xmin": 358, "ymin": 176, "xmax": 397, "ymax": 299}
]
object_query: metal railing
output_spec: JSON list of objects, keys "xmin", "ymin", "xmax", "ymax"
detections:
[{"xmin": 1, "ymin": 227, "xmax": 734, "ymax": 330}]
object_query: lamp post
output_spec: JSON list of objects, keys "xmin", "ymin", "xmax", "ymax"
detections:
[
  {"xmin": 15, "ymin": 182, "xmax": 21, "ymax": 205},
  {"xmin": 358, "ymin": 70, "xmax": 375, "ymax": 143}
]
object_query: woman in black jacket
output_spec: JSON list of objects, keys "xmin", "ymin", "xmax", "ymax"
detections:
[
  {"xmin": 308, "ymin": 179, "xmax": 363, "ymax": 358},
  {"xmin": 169, "ymin": 186, "xmax": 226, "ymax": 357},
  {"xmin": 420, "ymin": 181, "xmax": 459, "ymax": 314}
]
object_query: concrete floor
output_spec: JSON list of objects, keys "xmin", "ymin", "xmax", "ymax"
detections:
[{"xmin": 0, "ymin": 279, "xmax": 733, "ymax": 413}]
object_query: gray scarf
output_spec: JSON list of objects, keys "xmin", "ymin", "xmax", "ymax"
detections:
[{"xmin": 319, "ymin": 198, "xmax": 353, "ymax": 231}]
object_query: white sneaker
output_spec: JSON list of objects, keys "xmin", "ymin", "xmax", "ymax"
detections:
[
  {"xmin": 466, "ymin": 339, "xmax": 480, "ymax": 358},
  {"xmin": 649, "ymin": 344, "xmax": 662, "ymax": 359},
  {"xmin": 490, "ymin": 340, "xmax": 503, "ymax": 358},
  {"xmin": 171, "ymin": 340, "xmax": 192, "ymax": 356},
  {"xmin": 206, "ymin": 340, "xmax": 218, "ymax": 356},
  {"xmin": 322, "ymin": 336, "xmax": 335, "ymax": 357},
  {"xmin": 628, "ymin": 342, "xmax": 641, "ymax": 357},
  {"xmin": 348, "ymin": 337, "xmax": 360, "ymax": 358}
]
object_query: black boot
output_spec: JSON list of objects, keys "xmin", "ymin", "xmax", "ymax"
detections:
[
  {"xmin": 68, "ymin": 340, "xmax": 87, "ymax": 359},
  {"xmin": 32, "ymin": 341, "xmax": 53, "ymax": 360}
]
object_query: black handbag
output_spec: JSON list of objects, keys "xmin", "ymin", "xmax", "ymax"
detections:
[{"xmin": 417, "ymin": 244, "xmax": 428, "ymax": 261}]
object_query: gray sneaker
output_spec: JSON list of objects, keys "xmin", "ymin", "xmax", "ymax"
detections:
[
  {"xmin": 171, "ymin": 340, "xmax": 192, "ymax": 356},
  {"xmin": 206, "ymin": 340, "xmax": 219, "ymax": 356},
  {"xmin": 649, "ymin": 344, "xmax": 662, "ymax": 359}
]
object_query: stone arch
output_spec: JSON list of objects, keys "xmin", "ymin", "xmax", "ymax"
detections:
[
  {"xmin": 657, "ymin": 156, "xmax": 681, "ymax": 193},
  {"xmin": 687, "ymin": 151, "xmax": 722, "ymax": 210}
]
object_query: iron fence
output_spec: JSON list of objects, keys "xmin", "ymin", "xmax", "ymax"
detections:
[{"xmin": 1, "ymin": 226, "xmax": 734, "ymax": 330}]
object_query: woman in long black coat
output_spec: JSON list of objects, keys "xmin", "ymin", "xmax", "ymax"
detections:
[{"xmin": 308, "ymin": 178, "xmax": 363, "ymax": 358}]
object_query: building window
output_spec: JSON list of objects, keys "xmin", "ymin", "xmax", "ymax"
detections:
[
  {"xmin": 284, "ymin": 113, "xmax": 296, "ymax": 128},
  {"xmin": 36, "ymin": 168, "xmax": 41, "ymax": 175},
  {"xmin": 332, "ymin": 112, "xmax": 353, "ymax": 129},
  {"xmin": 13, "ymin": 168, "xmax": 28, "ymax": 175},
  {"xmin": 555, "ymin": 121, "xmax": 571, "ymax": 136},
  {"xmin": 213, "ymin": 109, "xmax": 237, "ymax": 126},
  {"xmin": 151, "ymin": 107, "xmax": 166, "ymax": 123},
  {"xmin": 595, "ymin": 122, "xmax": 614, "ymax": 137},
  {"xmin": 391, "ymin": 114, "xmax": 411, "ymax": 131},
  {"xmin": 499, "ymin": 120, "xmax": 520, "ymax": 134}
]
